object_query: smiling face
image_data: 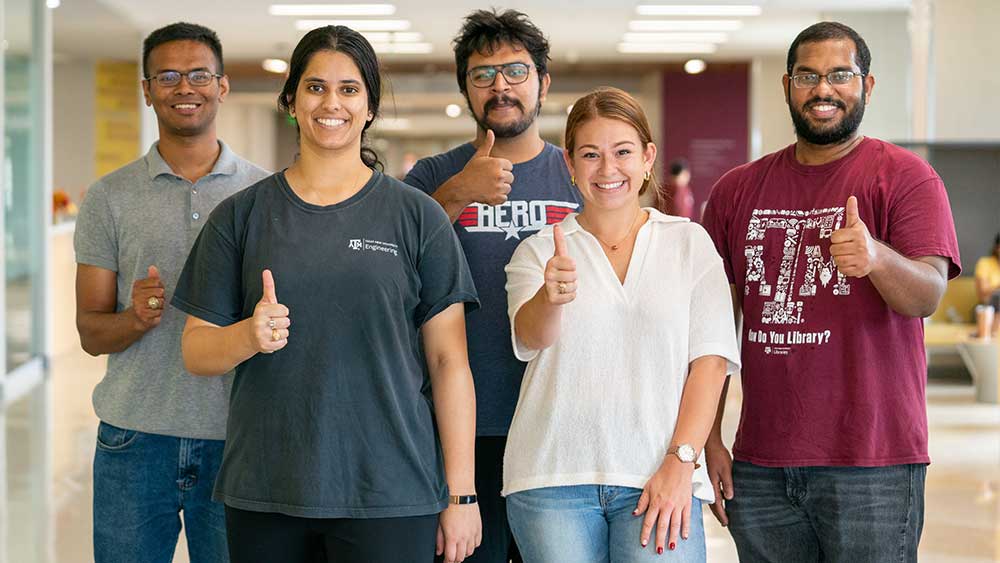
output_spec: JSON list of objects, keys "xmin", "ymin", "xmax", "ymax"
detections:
[
  {"xmin": 564, "ymin": 116, "xmax": 656, "ymax": 212},
  {"xmin": 289, "ymin": 50, "xmax": 372, "ymax": 157},
  {"xmin": 464, "ymin": 42, "xmax": 549, "ymax": 138},
  {"xmin": 142, "ymin": 39, "xmax": 228, "ymax": 138},
  {"xmin": 783, "ymin": 38, "xmax": 874, "ymax": 146}
]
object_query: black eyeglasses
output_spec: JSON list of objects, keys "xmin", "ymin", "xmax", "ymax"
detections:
[
  {"xmin": 467, "ymin": 62, "xmax": 533, "ymax": 88},
  {"xmin": 144, "ymin": 70, "xmax": 222, "ymax": 88},
  {"xmin": 791, "ymin": 70, "xmax": 864, "ymax": 89}
]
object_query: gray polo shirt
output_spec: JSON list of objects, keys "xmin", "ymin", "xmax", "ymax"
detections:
[{"xmin": 74, "ymin": 141, "xmax": 269, "ymax": 440}]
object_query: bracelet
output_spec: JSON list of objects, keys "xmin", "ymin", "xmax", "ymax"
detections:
[{"xmin": 449, "ymin": 494, "xmax": 478, "ymax": 505}]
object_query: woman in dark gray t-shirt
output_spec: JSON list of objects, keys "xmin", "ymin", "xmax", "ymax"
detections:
[{"xmin": 172, "ymin": 26, "xmax": 482, "ymax": 563}]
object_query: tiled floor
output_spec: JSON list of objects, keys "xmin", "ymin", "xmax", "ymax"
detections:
[{"xmin": 5, "ymin": 347, "xmax": 999, "ymax": 562}]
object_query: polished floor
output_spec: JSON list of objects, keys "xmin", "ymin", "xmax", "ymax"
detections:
[{"xmin": 4, "ymin": 347, "xmax": 999, "ymax": 562}]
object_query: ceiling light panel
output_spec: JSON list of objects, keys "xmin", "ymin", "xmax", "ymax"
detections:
[
  {"xmin": 622, "ymin": 32, "xmax": 728, "ymax": 43},
  {"xmin": 295, "ymin": 19, "xmax": 411, "ymax": 31},
  {"xmin": 270, "ymin": 4, "xmax": 395, "ymax": 16},
  {"xmin": 629, "ymin": 20, "xmax": 743, "ymax": 31},
  {"xmin": 635, "ymin": 5, "xmax": 761, "ymax": 16},
  {"xmin": 617, "ymin": 42, "xmax": 718, "ymax": 54}
]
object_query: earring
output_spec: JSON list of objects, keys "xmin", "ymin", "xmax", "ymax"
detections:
[
  {"xmin": 570, "ymin": 175, "xmax": 576, "ymax": 186},
  {"xmin": 644, "ymin": 170, "xmax": 651, "ymax": 181}
]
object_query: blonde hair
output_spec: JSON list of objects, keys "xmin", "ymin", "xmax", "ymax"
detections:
[{"xmin": 564, "ymin": 87, "xmax": 659, "ymax": 198}]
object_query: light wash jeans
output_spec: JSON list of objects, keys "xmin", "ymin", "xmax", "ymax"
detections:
[
  {"xmin": 507, "ymin": 485, "xmax": 706, "ymax": 563},
  {"xmin": 93, "ymin": 421, "xmax": 228, "ymax": 563}
]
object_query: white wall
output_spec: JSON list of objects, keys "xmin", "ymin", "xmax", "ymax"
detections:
[
  {"xmin": 751, "ymin": 54, "xmax": 794, "ymax": 159},
  {"xmin": 932, "ymin": 0, "xmax": 1000, "ymax": 141},
  {"xmin": 216, "ymin": 94, "xmax": 278, "ymax": 172},
  {"xmin": 53, "ymin": 60, "xmax": 95, "ymax": 204}
]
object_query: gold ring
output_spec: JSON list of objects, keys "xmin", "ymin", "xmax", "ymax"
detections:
[
  {"xmin": 271, "ymin": 328, "xmax": 281, "ymax": 342},
  {"xmin": 557, "ymin": 282, "xmax": 568, "ymax": 294},
  {"xmin": 268, "ymin": 319, "xmax": 276, "ymax": 329},
  {"xmin": 147, "ymin": 296, "xmax": 160, "ymax": 310}
]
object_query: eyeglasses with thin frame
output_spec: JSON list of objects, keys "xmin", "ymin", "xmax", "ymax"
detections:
[
  {"xmin": 790, "ymin": 70, "xmax": 864, "ymax": 89},
  {"xmin": 467, "ymin": 62, "xmax": 533, "ymax": 88},
  {"xmin": 144, "ymin": 70, "xmax": 222, "ymax": 88}
]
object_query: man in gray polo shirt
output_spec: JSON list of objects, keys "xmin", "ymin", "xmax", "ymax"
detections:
[{"xmin": 74, "ymin": 22, "xmax": 267, "ymax": 563}]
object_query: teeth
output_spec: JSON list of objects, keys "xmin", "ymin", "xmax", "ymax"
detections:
[
  {"xmin": 596, "ymin": 181, "xmax": 625, "ymax": 190},
  {"xmin": 317, "ymin": 118, "xmax": 346, "ymax": 127},
  {"xmin": 174, "ymin": 104, "xmax": 197, "ymax": 109},
  {"xmin": 814, "ymin": 104, "xmax": 837, "ymax": 111}
]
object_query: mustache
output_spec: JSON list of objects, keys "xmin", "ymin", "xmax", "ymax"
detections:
[
  {"xmin": 485, "ymin": 95, "xmax": 523, "ymax": 113},
  {"xmin": 804, "ymin": 97, "xmax": 846, "ymax": 110}
]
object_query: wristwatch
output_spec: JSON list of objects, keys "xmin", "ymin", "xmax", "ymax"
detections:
[
  {"xmin": 667, "ymin": 444, "xmax": 701, "ymax": 469},
  {"xmin": 449, "ymin": 494, "xmax": 478, "ymax": 505}
]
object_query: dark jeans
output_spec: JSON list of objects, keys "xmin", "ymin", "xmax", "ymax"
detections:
[
  {"xmin": 727, "ymin": 461, "xmax": 926, "ymax": 563},
  {"xmin": 93, "ymin": 421, "xmax": 228, "ymax": 563},
  {"xmin": 225, "ymin": 506, "xmax": 437, "ymax": 563},
  {"xmin": 435, "ymin": 436, "xmax": 521, "ymax": 563}
]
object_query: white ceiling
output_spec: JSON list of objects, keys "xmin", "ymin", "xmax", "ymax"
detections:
[{"xmin": 53, "ymin": 0, "xmax": 911, "ymax": 63}]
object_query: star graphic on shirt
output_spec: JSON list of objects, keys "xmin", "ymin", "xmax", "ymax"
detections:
[{"xmin": 502, "ymin": 223, "xmax": 522, "ymax": 240}]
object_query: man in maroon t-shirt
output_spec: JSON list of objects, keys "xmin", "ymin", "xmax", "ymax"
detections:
[{"xmin": 702, "ymin": 22, "xmax": 960, "ymax": 562}]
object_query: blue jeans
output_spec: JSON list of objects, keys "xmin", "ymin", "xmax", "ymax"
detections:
[
  {"xmin": 726, "ymin": 461, "xmax": 926, "ymax": 563},
  {"xmin": 506, "ymin": 485, "xmax": 706, "ymax": 563},
  {"xmin": 93, "ymin": 421, "xmax": 228, "ymax": 563}
]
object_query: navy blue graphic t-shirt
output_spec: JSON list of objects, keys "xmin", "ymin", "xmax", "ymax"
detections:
[{"xmin": 404, "ymin": 142, "xmax": 581, "ymax": 435}]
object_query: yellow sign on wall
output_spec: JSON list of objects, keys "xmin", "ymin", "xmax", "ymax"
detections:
[{"xmin": 95, "ymin": 61, "xmax": 140, "ymax": 177}]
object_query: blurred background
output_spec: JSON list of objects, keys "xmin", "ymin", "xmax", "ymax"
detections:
[{"xmin": 1, "ymin": 0, "xmax": 998, "ymax": 561}]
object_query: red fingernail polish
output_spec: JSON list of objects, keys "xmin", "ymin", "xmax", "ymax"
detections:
[
  {"xmin": 657, "ymin": 546, "xmax": 663, "ymax": 554},
  {"xmin": 641, "ymin": 540, "xmax": 647, "ymax": 547},
  {"xmin": 670, "ymin": 542, "xmax": 676, "ymax": 551}
]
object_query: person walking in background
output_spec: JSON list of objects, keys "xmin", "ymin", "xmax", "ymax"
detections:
[{"xmin": 74, "ymin": 22, "xmax": 268, "ymax": 563}]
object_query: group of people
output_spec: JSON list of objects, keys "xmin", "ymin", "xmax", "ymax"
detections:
[{"xmin": 74, "ymin": 8, "xmax": 960, "ymax": 563}]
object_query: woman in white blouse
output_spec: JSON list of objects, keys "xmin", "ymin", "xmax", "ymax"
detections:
[{"xmin": 503, "ymin": 87, "xmax": 740, "ymax": 563}]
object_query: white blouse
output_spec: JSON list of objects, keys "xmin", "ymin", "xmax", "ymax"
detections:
[{"xmin": 502, "ymin": 209, "xmax": 741, "ymax": 501}]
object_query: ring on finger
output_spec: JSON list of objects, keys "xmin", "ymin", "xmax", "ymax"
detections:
[
  {"xmin": 271, "ymin": 328, "xmax": 281, "ymax": 342},
  {"xmin": 268, "ymin": 319, "xmax": 276, "ymax": 329},
  {"xmin": 147, "ymin": 296, "xmax": 161, "ymax": 310},
  {"xmin": 557, "ymin": 281, "xmax": 568, "ymax": 294}
]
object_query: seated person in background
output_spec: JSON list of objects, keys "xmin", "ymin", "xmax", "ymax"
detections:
[{"xmin": 975, "ymin": 233, "xmax": 1000, "ymax": 311}]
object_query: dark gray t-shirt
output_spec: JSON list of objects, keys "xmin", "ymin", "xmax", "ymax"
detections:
[
  {"xmin": 404, "ymin": 142, "xmax": 581, "ymax": 435},
  {"xmin": 172, "ymin": 170, "xmax": 478, "ymax": 518}
]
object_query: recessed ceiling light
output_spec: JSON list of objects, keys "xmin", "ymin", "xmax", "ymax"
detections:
[
  {"xmin": 629, "ymin": 20, "xmax": 743, "ymax": 32},
  {"xmin": 636, "ymin": 4, "xmax": 761, "ymax": 16},
  {"xmin": 684, "ymin": 59, "xmax": 707, "ymax": 74},
  {"xmin": 262, "ymin": 58, "xmax": 289, "ymax": 74},
  {"xmin": 617, "ymin": 43, "xmax": 718, "ymax": 54},
  {"xmin": 623, "ymin": 32, "xmax": 728, "ymax": 43},
  {"xmin": 295, "ymin": 19, "xmax": 411, "ymax": 31},
  {"xmin": 445, "ymin": 104, "xmax": 462, "ymax": 118},
  {"xmin": 270, "ymin": 4, "xmax": 395, "ymax": 16}
]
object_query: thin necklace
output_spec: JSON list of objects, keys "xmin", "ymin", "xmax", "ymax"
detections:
[{"xmin": 581, "ymin": 208, "xmax": 643, "ymax": 252}]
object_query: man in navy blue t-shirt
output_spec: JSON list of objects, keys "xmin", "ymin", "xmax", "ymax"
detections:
[{"xmin": 404, "ymin": 9, "xmax": 581, "ymax": 563}]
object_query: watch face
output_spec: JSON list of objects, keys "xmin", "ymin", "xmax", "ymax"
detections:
[{"xmin": 678, "ymin": 444, "xmax": 696, "ymax": 462}]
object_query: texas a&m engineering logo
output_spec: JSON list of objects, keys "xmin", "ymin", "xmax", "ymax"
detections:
[{"xmin": 457, "ymin": 200, "xmax": 580, "ymax": 240}]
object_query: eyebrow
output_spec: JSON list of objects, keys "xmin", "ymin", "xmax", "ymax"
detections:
[
  {"xmin": 577, "ymin": 141, "xmax": 637, "ymax": 151},
  {"xmin": 793, "ymin": 65, "xmax": 857, "ymax": 73},
  {"xmin": 154, "ymin": 66, "xmax": 212, "ymax": 74},
  {"xmin": 302, "ymin": 77, "xmax": 363, "ymax": 85}
]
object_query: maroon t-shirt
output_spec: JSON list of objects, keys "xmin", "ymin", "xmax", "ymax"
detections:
[{"xmin": 703, "ymin": 137, "xmax": 960, "ymax": 467}]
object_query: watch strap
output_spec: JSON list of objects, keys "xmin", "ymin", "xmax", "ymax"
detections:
[{"xmin": 449, "ymin": 494, "xmax": 478, "ymax": 505}]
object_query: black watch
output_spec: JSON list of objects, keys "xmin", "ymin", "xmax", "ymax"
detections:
[{"xmin": 449, "ymin": 494, "xmax": 478, "ymax": 505}]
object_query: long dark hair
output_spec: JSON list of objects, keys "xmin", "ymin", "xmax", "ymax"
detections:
[{"xmin": 277, "ymin": 25, "xmax": 383, "ymax": 170}]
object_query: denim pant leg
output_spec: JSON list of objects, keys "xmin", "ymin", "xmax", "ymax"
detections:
[
  {"xmin": 506, "ymin": 486, "xmax": 610, "ymax": 563},
  {"xmin": 607, "ymin": 488, "xmax": 706, "ymax": 563},
  {"xmin": 93, "ymin": 422, "xmax": 182, "ymax": 563},
  {"xmin": 726, "ymin": 461, "xmax": 821, "ymax": 563},
  {"xmin": 179, "ymin": 437, "xmax": 229, "ymax": 563},
  {"xmin": 803, "ymin": 464, "xmax": 926, "ymax": 563}
]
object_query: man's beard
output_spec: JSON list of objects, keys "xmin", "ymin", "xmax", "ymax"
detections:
[
  {"xmin": 789, "ymin": 94, "xmax": 865, "ymax": 146},
  {"xmin": 470, "ymin": 94, "xmax": 540, "ymax": 138}
]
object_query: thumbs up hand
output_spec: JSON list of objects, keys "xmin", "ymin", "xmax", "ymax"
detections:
[
  {"xmin": 454, "ymin": 129, "xmax": 514, "ymax": 206},
  {"xmin": 131, "ymin": 265, "xmax": 165, "ymax": 331},
  {"xmin": 543, "ymin": 224, "xmax": 577, "ymax": 305},
  {"xmin": 830, "ymin": 196, "xmax": 879, "ymax": 278},
  {"xmin": 249, "ymin": 269, "xmax": 291, "ymax": 354}
]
